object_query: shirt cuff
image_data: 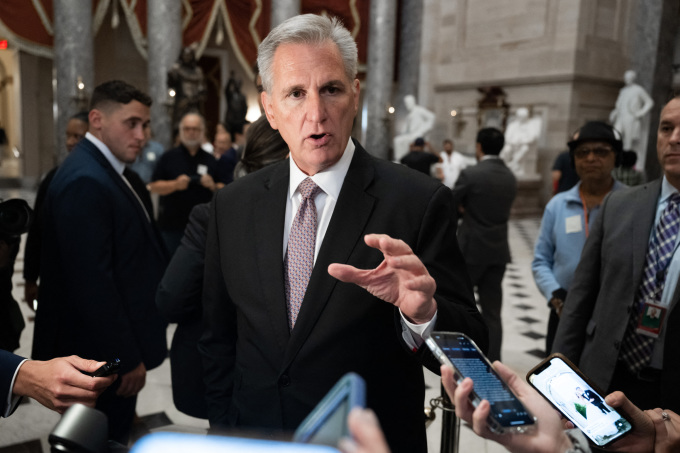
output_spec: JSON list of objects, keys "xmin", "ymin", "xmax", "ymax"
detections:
[
  {"xmin": 400, "ymin": 310, "xmax": 438, "ymax": 351},
  {"xmin": 3, "ymin": 359, "xmax": 28, "ymax": 417}
]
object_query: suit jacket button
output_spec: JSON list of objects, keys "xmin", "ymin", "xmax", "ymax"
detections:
[
  {"xmin": 279, "ymin": 375, "xmax": 291, "ymax": 387},
  {"xmin": 614, "ymin": 341, "xmax": 621, "ymax": 349}
]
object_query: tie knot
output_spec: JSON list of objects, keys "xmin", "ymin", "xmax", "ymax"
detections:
[{"xmin": 298, "ymin": 177, "xmax": 322, "ymax": 200}]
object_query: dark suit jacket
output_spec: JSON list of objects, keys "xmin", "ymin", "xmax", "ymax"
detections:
[
  {"xmin": 156, "ymin": 203, "xmax": 210, "ymax": 419},
  {"xmin": 452, "ymin": 157, "xmax": 517, "ymax": 265},
  {"xmin": 553, "ymin": 179, "xmax": 680, "ymax": 411},
  {"xmin": 32, "ymin": 138, "xmax": 168, "ymax": 375},
  {"xmin": 0, "ymin": 350, "xmax": 24, "ymax": 417},
  {"xmin": 200, "ymin": 142, "xmax": 487, "ymax": 453}
]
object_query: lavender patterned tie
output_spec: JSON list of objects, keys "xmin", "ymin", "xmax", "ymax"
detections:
[
  {"xmin": 285, "ymin": 177, "xmax": 323, "ymax": 330},
  {"xmin": 620, "ymin": 193, "xmax": 680, "ymax": 372}
]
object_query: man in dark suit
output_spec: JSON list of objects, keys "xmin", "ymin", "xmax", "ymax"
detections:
[
  {"xmin": 553, "ymin": 95, "xmax": 680, "ymax": 413},
  {"xmin": 1, "ymin": 350, "xmax": 115, "ymax": 417},
  {"xmin": 200, "ymin": 15, "xmax": 487, "ymax": 453},
  {"xmin": 32, "ymin": 80, "xmax": 168, "ymax": 443},
  {"xmin": 452, "ymin": 128, "xmax": 517, "ymax": 361}
]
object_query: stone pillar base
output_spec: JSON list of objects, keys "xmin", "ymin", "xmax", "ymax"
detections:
[{"xmin": 511, "ymin": 175, "xmax": 543, "ymax": 217}]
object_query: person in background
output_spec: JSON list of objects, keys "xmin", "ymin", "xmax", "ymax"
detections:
[
  {"xmin": 149, "ymin": 112, "xmax": 218, "ymax": 255},
  {"xmin": 612, "ymin": 150, "xmax": 645, "ymax": 186},
  {"xmin": 452, "ymin": 127, "xmax": 517, "ymax": 362},
  {"xmin": 399, "ymin": 137, "xmax": 439, "ymax": 175},
  {"xmin": 23, "ymin": 111, "xmax": 89, "ymax": 311},
  {"xmin": 551, "ymin": 149, "xmax": 580, "ymax": 195},
  {"xmin": 533, "ymin": 121, "xmax": 624, "ymax": 353}
]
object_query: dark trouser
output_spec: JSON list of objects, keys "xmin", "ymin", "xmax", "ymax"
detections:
[
  {"xmin": 608, "ymin": 360, "xmax": 661, "ymax": 411},
  {"xmin": 95, "ymin": 378, "xmax": 137, "ymax": 445},
  {"xmin": 546, "ymin": 307, "xmax": 560, "ymax": 354},
  {"xmin": 467, "ymin": 264, "xmax": 506, "ymax": 362}
]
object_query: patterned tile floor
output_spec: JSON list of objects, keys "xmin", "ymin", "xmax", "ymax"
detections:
[{"xmin": 0, "ymin": 187, "xmax": 548, "ymax": 453}]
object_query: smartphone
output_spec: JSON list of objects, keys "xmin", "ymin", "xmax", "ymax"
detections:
[
  {"xmin": 526, "ymin": 354, "xmax": 631, "ymax": 447},
  {"xmin": 426, "ymin": 332, "xmax": 535, "ymax": 434},
  {"xmin": 82, "ymin": 359, "xmax": 120, "ymax": 377},
  {"xmin": 293, "ymin": 372, "xmax": 365, "ymax": 447}
]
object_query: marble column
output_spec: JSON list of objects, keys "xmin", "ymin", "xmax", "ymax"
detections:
[
  {"xmin": 365, "ymin": 0, "xmax": 397, "ymax": 160},
  {"xmin": 147, "ymin": 0, "xmax": 182, "ymax": 149},
  {"xmin": 54, "ymin": 0, "xmax": 94, "ymax": 163},
  {"xmin": 395, "ymin": 1, "xmax": 424, "ymax": 133},
  {"xmin": 271, "ymin": 0, "xmax": 301, "ymax": 29},
  {"xmin": 630, "ymin": 0, "xmax": 680, "ymax": 179}
]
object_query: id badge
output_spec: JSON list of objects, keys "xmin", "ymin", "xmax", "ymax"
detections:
[{"xmin": 635, "ymin": 302, "xmax": 667, "ymax": 338}]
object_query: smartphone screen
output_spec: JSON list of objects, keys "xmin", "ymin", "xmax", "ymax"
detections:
[
  {"xmin": 428, "ymin": 332, "xmax": 534, "ymax": 432},
  {"xmin": 528, "ymin": 356, "xmax": 631, "ymax": 446}
]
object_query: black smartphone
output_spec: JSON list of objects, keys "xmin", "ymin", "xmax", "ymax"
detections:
[
  {"xmin": 83, "ymin": 359, "xmax": 120, "ymax": 377},
  {"xmin": 426, "ymin": 332, "xmax": 535, "ymax": 434},
  {"xmin": 526, "ymin": 353, "xmax": 631, "ymax": 447}
]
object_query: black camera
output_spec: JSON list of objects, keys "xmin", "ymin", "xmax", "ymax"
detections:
[{"xmin": 0, "ymin": 198, "xmax": 33, "ymax": 240}]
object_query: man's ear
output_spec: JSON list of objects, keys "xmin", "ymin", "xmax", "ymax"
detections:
[
  {"xmin": 89, "ymin": 109, "xmax": 103, "ymax": 131},
  {"xmin": 261, "ymin": 92, "xmax": 278, "ymax": 130},
  {"xmin": 352, "ymin": 78, "xmax": 360, "ymax": 114}
]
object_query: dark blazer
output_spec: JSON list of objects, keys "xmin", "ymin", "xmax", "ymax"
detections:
[
  {"xmin": 32, "ymin": 138, "xmax": 168, "ymax": 375},
  {"xmin": 0, "ymin": 350, "xmax": 24, "ymax": 417},
  {"xmin": 200, "ymin": 142, "xmax": 487, "ymax": 453},
  {"xmin": 553, "ymin": 179, "xmax": 680, "ymax": 411},
  {"xmin": 452, "ymin": 157, "xmax": 517, "ymax": 265},
  {"xmin": 156, "ymin": 203, "xmax": 210, "ymax": 419}
]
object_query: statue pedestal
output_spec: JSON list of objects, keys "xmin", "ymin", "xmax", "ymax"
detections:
[{"xmin": 511, "ymin": 175, "xmax": 543, "ymax": 217}]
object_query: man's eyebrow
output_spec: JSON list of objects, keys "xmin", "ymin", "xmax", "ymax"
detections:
[{"xmin": 321, "ymin": 80, "xmax": 345, "ymax": 88}]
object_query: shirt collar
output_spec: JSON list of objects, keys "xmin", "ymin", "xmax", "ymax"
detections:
[
  {"xmin": 660, "ymin": 176, "xmax": 679, "ymax": 203},
  {"xmin": 86, "ymin": 132, "xmax": 126, "ymax": 175},
  {"xmin": 480, "ymin": 154, "xmax": 500, "ymax": 161},
  {"xmin": 288, "ymin": 138, "xmax": 355, "ymax": 200}
]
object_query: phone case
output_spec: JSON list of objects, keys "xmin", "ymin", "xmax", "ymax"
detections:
[
  {"xmin": 526, "ymin": 353, "xmax": 631, "ymax": 447},
  {"xmin": 426, "ymin": 332, "xmax": 535, "ymax": 434}
]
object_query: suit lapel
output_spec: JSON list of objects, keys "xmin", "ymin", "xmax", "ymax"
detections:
[
  {"xmin": 283, "ymin": 144, "xmax": 376, "ymax": 367},
  {"xmin": 254, "ymin": 162, "xmax": 291, "ymax": 350},
  {"xmin": 81, "ymin": 142, "xmax": 166, "ymax": 258},
  {"xmin": 632, "ymin": 179, "xmax": 662, "ymax": 289}
]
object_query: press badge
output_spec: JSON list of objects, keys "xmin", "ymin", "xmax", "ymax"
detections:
[
  {"xmin": 565, "ymin": 215, "xmax": 582, "ymax": 234},
  {"xmin": 636, "ymin": 302, "xmax": 667, "ymax": 338},
  {"xmin": 197, "ymin": 164, "xmax": 208, "ymax": 176}
]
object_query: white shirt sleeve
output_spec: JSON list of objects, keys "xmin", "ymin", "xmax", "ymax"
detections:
[
  {"xmin": 399, "ymin": 310, "xmax": 437, "ymax": 351},
  {"xmin": 3, "ymin": 359, "xmax": 28, "ymax": 417}
]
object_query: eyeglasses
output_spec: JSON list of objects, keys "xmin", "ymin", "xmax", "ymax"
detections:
[{"xmin": 573, "ymin": 146, "xmax": 614, "ymax": 159}]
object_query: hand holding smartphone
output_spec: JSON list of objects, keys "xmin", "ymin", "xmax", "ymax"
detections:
[
  {"xmin": 527, "ymin": 354, "xmax": 631, "ymax": 447},
  {"xmin": 81, "ymin": 359, "xmax": 120, "ymax": 377},
  {"xmin": 426, "ymin": 332, "xmax": 535, "ymax": 434}
]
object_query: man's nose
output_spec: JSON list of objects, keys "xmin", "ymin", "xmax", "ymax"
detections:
[
  {"xmin": 305, "ymin": 93, "xmax": 326, "ymax": 123},
  {"xmin": 671, "ymin": 126, "xmax": 680, "ymax": 144}
]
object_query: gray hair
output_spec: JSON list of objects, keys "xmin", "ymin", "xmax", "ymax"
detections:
[{"xmin": 257, "ymin": 14, "xmax": 358, "ymax": 93}]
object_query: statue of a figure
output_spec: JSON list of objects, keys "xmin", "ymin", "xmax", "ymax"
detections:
[
  {"xmin": 224, "ymin": 71, "xmax": 249, "ymax": 138},
  {"xmin": 500, "ymin": 107, "xmax": 542, "ymax": 177},
  {"xmin": 393, "ymin": 95, "xmax": 435, "ymax": 161},
  {"xmin": 167, "ymin": 45, "xmax": 207, "ymax": 129},
  {"xmin": 609, "ymin": 70, "xmax": 654, "ymax": 150}
]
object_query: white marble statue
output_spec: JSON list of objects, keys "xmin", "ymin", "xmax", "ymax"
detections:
[
  {"xmin": 609, "ymin": 70, "xmax": 654, "ymax": 150},
  {"xmin": 393, "ymin": 95, "xmax": 435, "ymax": 161},
  {"xmin": 500, "ymin": 107, "xmax": 542, "ymax": 177}
]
